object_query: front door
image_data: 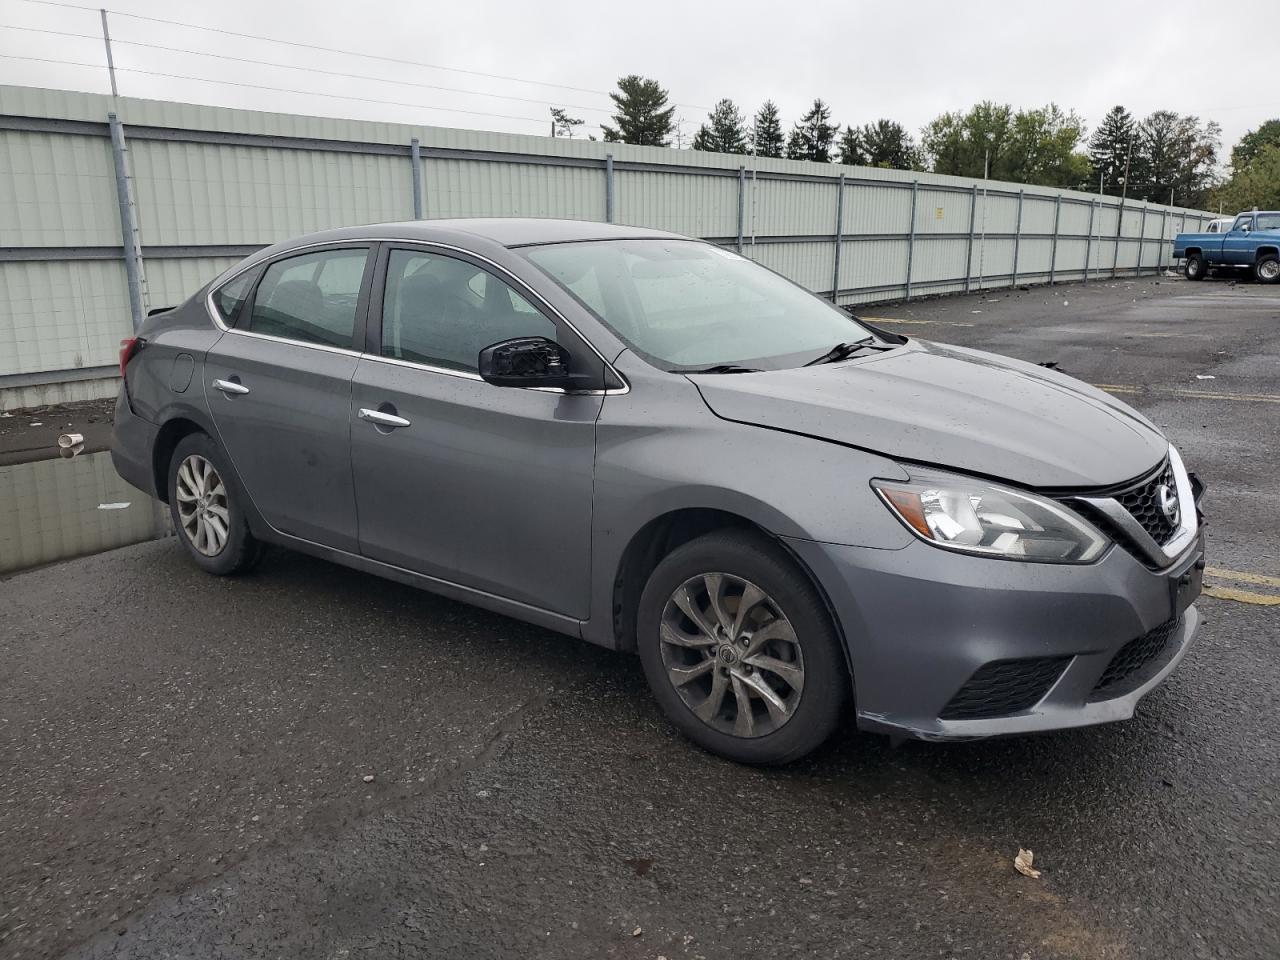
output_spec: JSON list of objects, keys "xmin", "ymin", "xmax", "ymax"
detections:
[
  {"xmin": 1222, "ymin": 215, "xmax": 1255, "ymax": 265},
  {"xmin": 350, "ymin": 246, "xmax": 600, "ymax": 618},
  {"xmin": 204, "ymin": 244, "xmax": 372, "ymax": 552}
]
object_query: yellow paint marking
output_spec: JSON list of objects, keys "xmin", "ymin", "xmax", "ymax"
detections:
[
  {"xmin": 1205, "ymin": 566, "xmax": 1280, "ymax": 589},
  {"xmin": 857, "ymin": 316, "xmax": 975, "ymax": 327},
  {"xmin": 1093, "ymin": 384, "xmax": 1280, "ymax": 404},
  {"xmin": 1202, "ymin": 585, "xmax": 1280, "ymax": 606}
]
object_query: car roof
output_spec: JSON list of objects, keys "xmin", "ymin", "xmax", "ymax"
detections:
[{"xmin": 264, "ymin": 218, "xmax": 686, "ymax": 252}]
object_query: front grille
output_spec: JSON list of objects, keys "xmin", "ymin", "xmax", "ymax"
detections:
[
  {"xmin": 1116, "ymin": 460, "xmax": 1178, "ymax": 545},
  {"xmin": 1090, "ymin": 615, "xmax": 1182, "ymax": 700},
  {"xmin": 940, "ymin": 656, "xmax": 1071, "ymax": 720}
]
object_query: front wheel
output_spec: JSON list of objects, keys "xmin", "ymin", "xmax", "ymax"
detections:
[
  {"xmin": 1256, "ymin": 255, "xmax": 1280, "ymax": 285},
  {"xmin": 1184, "ymin": 255, "xmax": 1206, "ymax": 281},
  {"xmin": 636, "ymin": 530, "xmax": 848, "ymax": 765}
]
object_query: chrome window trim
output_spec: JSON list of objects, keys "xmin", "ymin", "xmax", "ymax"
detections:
[
  {"xmin": 1072, "ymin": 444, "xmax": 1198, "ymax": 569},
  {"xmin": 204, "ymin": 236, "xmax": 630, "ymax": 395}
]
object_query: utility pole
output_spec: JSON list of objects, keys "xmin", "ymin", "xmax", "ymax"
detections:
[
  {"xmin": 99, "ymin": 8, "xmax": 118, "ymax": 97},
  {"xmin": 1120, "ymin": 135, "xmax": 1133, "ymax": 203}
]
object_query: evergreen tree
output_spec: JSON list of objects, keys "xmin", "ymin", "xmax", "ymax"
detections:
[
  {"xmin": 1230, "ymin": 119, "xmax": 1280, "ymax": 170},
  {"xmin": 752, "ymin": 100, "xmax": 784, "ymax": 158},
  {"xmin": 837, "ymin": 126, "xmax": 865, "ymax": 166},
  {"xmin": 1088, "ymin": 105, "xmax": 1136, "ymax": 195},
  {"xmin": 601, "ymin": 75, "xmax": 676, "ymax": 147},
  {"xmin": 859, "ymin": 119, "xmax": 920, "ymax": 170},
  {"xmin": 691, "ymin": 99, "xmax": 748, "ymax": 154},
  {"xmin": 1133, "ymin": 111, "xmax": 1220, "ymax": 206},
  {"xmin": 549, "ymin": 107, "xmax": 583, "ymax": 138},
  {"xmin": 787, "ymin": 99, "xmax": 837, "ymax": 163}
]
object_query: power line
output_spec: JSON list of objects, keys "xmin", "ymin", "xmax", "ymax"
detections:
[
  {"xmin": 0, "ymin": 54, "xmax": 604, "ymax": 129},
  {"xmin": 13, "ymin": 0, "xmax": 710, "ymax": 112},
  {"xmin": 0, "ymin": 23, "xmax": 613, "ymax": 115}
]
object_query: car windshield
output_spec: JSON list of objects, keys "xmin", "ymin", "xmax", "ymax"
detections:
[{"xmin": 521, "ymin": 239, "xmax": 879, "ymax": 370}]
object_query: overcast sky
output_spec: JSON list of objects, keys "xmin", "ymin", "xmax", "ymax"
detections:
[{"xmin": 0, "ymin": 0, "xmax": 1269, "ymax": 161}]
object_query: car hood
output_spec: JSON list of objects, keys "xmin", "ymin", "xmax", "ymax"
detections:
[{"xmin": 690, "ymin": 340, "xmax": 1167, "ymax": 488}]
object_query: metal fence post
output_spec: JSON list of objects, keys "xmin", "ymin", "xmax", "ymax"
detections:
[
  {"xmin": 604, "ymin": 152, "xmax": 614, "ymax": 224},
  {"xmin": 409, "ymin": 137, "xmax": 423, "ymax": 219},
  {"xmin": 736, "ymin": 165, "xmax": 746, "ymax": 254},
  {"xmin": 1158, "ymin": 208, "xmax": 1168, "ymax": 273},
  {"xmin": 904, "ymin": 179, "xmax": 918, "ymax": 300},
  {"xmin": 831, "ymin": 173, "xmax": 845, "ymax": 302},
  {"xmin": 1084, "ymin": 199, "xmax": 1095, "ymax": 285},
  {"xmin": 108, "ymin": 112, "xmax": 146, "ymax": 332},
  {"xmin": 1011, "ymin": 189, "xmax": 1024, "ymax": 287},
  {"xmin": 1112, "ymin": 199, "xmax": 1124, "ymax": 278},
  {"xmin": 964, "ymin": 183, "xmax": 977, "ymax": 293},
  {"xmin": 1049, "ymin": 195, "xmax": 1061, "ymax": 285},
  {"xmin": 1137, "ymin": 205, "xmax": 1147, "ymax": 277}
]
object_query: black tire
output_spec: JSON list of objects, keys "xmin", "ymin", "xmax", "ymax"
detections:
[
  {"xmin": 636, "ymin": 529, "xmax": 848, "ymax": 765},
  {"xmin": 1255, "ymin": 254, "xmax": 1280, "ymax": 285},
  {"xmin": 166, "ymin": 432, "xmax": 262, "ymax": 575},
  {"xmin": 1184, "ymin": 255, "xmax": 1206, "ymax": 281}
]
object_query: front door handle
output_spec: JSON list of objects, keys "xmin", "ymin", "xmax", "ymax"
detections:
[
  {"xmin": 212, "ymin": 378, "xmax": 249, "ymax": 396},
  {"xmin": 358, "ymin": 408, "xmax": 411, "ymax": 429}
]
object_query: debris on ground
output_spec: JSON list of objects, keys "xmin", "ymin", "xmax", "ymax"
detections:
[
  {"xmin": 1013, "ymin": 848, "xmax": 1041, "ymax": 879},
  {"xmin": 1063, "ymin": 300, "xmax": 1069, "ymax": 306},
  {"xmin": 1195, "ymin": 374, "xmax": 1215, "ymax": 380},
  {"xmin": 96, "ymin": 502, "xmax": 131, "ymax": 510},
  {"xmin": 58, "ymin": 432, "xmax": 84, "ymax": 448},
  {"xmin": 362, "ymin": 774, "xmax": 375, "ymax": 783},
  {"xmin": 1038, "ymin": 361, "xmax": 1060, "ymax": 370},
  {"xmin": 631, "ymin": 926, "xmax": 642, "ymax": 937}
]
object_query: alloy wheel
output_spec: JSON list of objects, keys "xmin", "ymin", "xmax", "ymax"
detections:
[
  {"xmin": 1259, "ymin": 260, "xmax": 1280, "ymax": 282},
  {"xmin": 658, "ymin": 572, "xmax": 805, "ymax": 738},
  {"xmin": 175, "ymin": 454, "xmax": 230, "ymax": 556}
]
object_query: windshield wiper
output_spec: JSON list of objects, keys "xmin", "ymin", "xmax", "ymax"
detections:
[
  {"xmin": 803, "ymin": 336, "xmax": 883, "ymax": 366},
  {"xmin": 676, "ymin": 364, "xmax": 763, "ymax": 374}
]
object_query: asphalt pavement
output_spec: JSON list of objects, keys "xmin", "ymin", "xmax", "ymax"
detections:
[{"xmin": 1, "ymin": 276, "xmax": 1277, "ymax": 960}]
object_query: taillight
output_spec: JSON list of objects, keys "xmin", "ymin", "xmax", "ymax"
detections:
[{"xmin": 119, "ymin": 337, "xmax": 143, "ymax": 378}]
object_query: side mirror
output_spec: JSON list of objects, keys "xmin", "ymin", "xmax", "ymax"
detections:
[{"xmin": 478, "ymin": 337, "xmax": 581, "ymax": 389}]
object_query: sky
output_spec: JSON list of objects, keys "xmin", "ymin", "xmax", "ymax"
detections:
[{"xmin": 0, "ymin": 0, "xmax": 1271, "ymax": 163}]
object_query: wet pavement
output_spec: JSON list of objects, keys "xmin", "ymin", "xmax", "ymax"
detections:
[{"xmin": 0, "ymin": 277, "xmax": 1278, "ymax": 959}]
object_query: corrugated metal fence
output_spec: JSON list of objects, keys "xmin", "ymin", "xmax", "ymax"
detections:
[{"xmin": 0, "ymin": 84, "xmax": 1216, "ymax": 409}]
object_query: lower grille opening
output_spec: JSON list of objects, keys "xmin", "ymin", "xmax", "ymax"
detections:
[
  {"xmin": 1090, "ymin": 615, "xmax": 1182, "ymax": 700},
  {"xmin": 940, "ymin": 656, "xmax": 1071, "ymax": 720}
]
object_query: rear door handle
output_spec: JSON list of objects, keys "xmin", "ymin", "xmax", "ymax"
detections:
[
  {"xmin": 358, "ymin": 408, "xmax": 411, "ymax": 429},
  {"xmin": 212, "ymin": 378, "xmax": 250, "ymax": 395}
]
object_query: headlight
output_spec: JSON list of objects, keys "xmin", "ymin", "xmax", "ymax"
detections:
[{"xmin": 873, "ymin": 469, "xmax": 1108, "ymax": 563}]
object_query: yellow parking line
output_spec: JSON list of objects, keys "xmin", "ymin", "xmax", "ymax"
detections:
[
  {"xmin": 858, "ymin": 316, "xmax": 975, "ymax": 327},
  {"xmin": 1202, "ymin": 585, "xmax": 1280, "ymax": 606},
  {"xmin": 1093, "ymin": 384, "xmax": 1280, "ymax": 404},
  {"xmin": 1205, "ymin": 566, "xmax": 1280, "ymax": 589}
]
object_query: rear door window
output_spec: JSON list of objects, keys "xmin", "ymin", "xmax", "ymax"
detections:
[
  {"xmin": 212, "ymin": 269, "xmax": 258, "ymax": 325},
  {"xmin": 246, "ymin": 248, "xmax": 369, "ymax": 348}
]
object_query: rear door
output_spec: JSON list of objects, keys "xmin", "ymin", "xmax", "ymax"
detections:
[
  {"xmin": 204, "ymin": 243, "xmax": 374, "ymax": 552},
  {"xmin": 349, "ymin": 244, "xmax": 601, "ymax": 618}
]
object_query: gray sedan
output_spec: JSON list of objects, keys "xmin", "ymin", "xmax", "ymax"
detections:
[{"xmin": 112, "ymin": 219, "xmax": 1206, "ymax": 764}]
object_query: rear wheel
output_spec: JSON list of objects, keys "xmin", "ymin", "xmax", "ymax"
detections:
[
  {"xmin": 167, "ymin": 432, "xmax": 262, "ymax": 575},
  {"xmin": 1184, "ymin": 255, "xmax": 1206, "ymax": 281},
  {"xmin": 1256, "ymin": 255, "xmax": 1280, "ymax": 284},
  {"xmin": 636, "ymin": 530, "xmax": 847, "ymax": 765}
]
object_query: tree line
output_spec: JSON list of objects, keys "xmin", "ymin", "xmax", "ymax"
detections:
[{"xmin": 555, "ymin": 75, "xmax": 1276, "ymax": 210}]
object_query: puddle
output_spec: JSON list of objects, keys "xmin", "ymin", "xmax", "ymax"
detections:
[{"xmin": 0, "ymin": 450, "xmax": 171, "ymax": 576}]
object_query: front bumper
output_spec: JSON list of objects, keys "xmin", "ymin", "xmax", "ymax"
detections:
[{"xmin": 786, "ymin": 531, "xmax": 1205, "ymax": 741}]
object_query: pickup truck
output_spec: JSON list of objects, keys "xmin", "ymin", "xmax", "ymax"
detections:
[{"xmin": 1173, "ymin": 211, "xmax": 1280, "ymax": 283}]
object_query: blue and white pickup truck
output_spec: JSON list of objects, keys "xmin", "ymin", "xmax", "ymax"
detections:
[{"xmin": 1173, "ymin": 211, "xmax": 1280, "ymax": 283}]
